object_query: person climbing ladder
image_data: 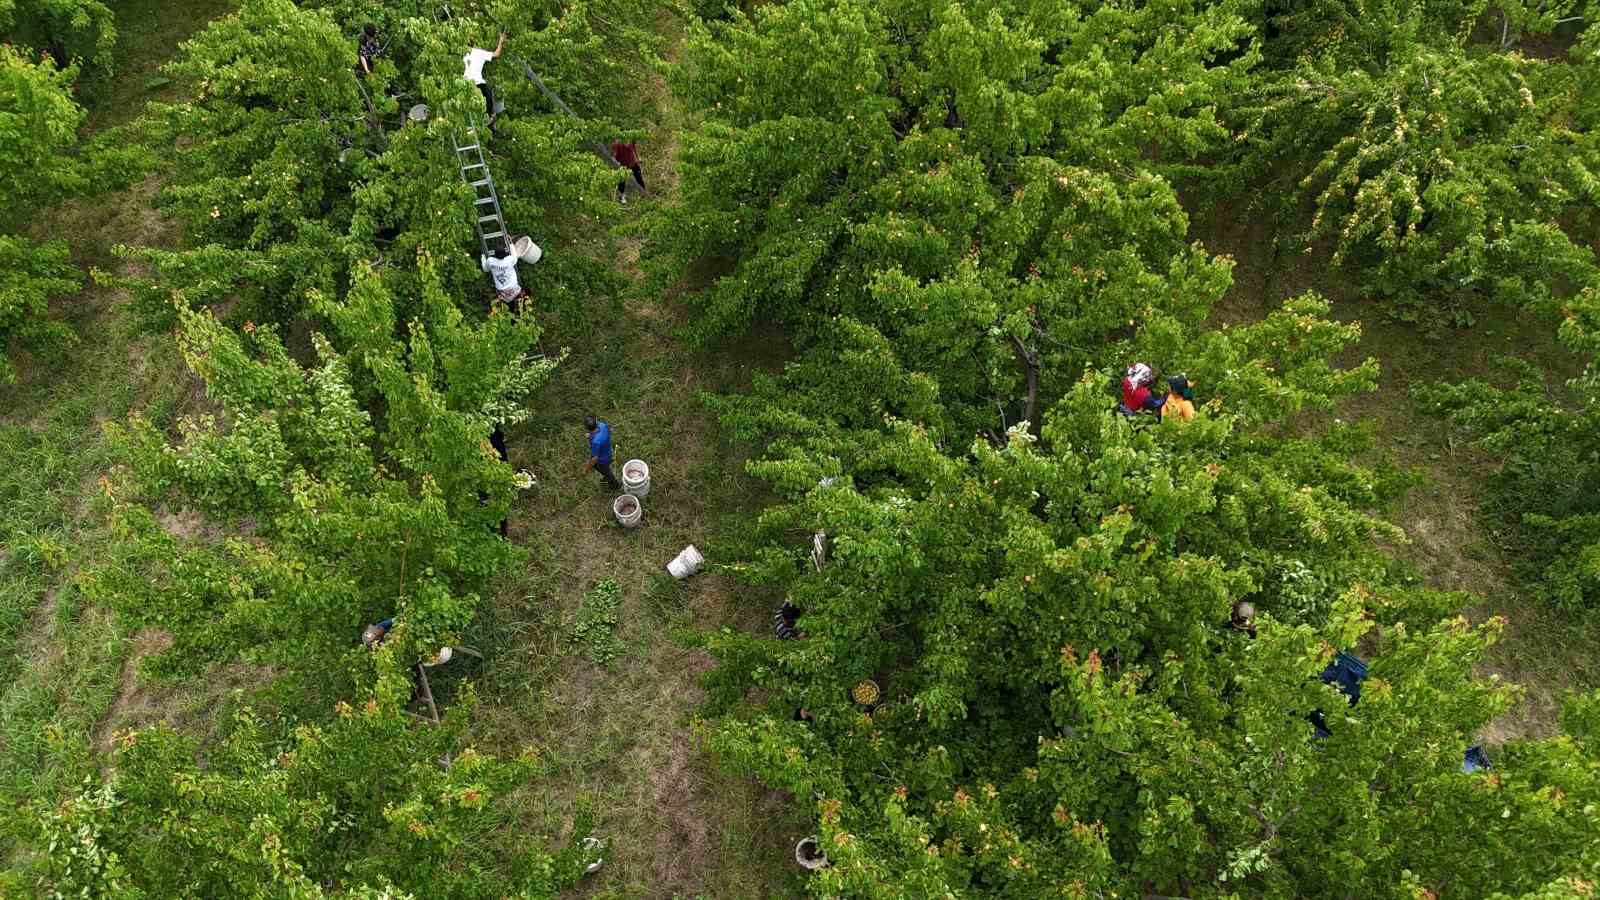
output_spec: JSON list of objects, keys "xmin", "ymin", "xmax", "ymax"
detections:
[
  {"xmin": 463, "ymin": 32, "xmax": 508, "ymax": 122},
  {"xmin": 481, "ymin": 247, "xmax": 526, "ymax": 306}
]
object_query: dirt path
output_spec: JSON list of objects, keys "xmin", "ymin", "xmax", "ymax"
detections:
[{"xmin": 471, "ymin": 20, "xmax": 805, "ymax": 900}]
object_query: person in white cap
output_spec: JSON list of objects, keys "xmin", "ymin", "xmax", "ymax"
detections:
[{"xmin": 462, "ymin": 32, "xmax": 507, "ymax": 122}]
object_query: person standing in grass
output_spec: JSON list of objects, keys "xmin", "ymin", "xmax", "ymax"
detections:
[
  {"xmin": 583, "ymin": 415, "xmax": 620, "ymax": 490},
  {"xmin": 611, "ymin": 138, "xmax": 645, "ymax": 204}
]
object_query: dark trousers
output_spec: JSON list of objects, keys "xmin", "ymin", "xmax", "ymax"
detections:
[
  {"xmin": 595, "ymin": 461, "xmax": 620, "ymax": 489},
  {"xmin": 478, "ymin": 82, "xmax": 496, "ymax": 118},
  {"xmin": 616, "ymin": 164, "xmax": 645, "ymax": 198}
]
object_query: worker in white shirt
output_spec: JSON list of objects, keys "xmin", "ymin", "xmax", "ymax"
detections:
[
  {"xmin": 481, "ymin": 248, "xmax": 526, "ymax": 305},
  {"xmin": 463, "ymin": 33, "xmax": 507, "ymax": 121}
]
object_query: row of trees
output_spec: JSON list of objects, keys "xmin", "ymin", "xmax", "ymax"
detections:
[
  {"xmin": 6, "ymin": 0, "xmax": 650, "ymax": 894},
  {"xmin": 648, "ymin": 0, "xmax": 1600, "ymax": 894}
]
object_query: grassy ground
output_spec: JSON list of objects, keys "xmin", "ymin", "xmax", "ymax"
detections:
[
  {"xmin": 468, "ymin": 36, "xmax": 810, "ymax": 896},
  {"xmin": 0, "ymin": 174, "xmax": 192, "ymax": 842},
  {"xmin": 6, "ymin": 3, "xmax": 810, "ymax": 894},
  {"xmin": 1192, "ymin": 201, "xmax": 1600, "ymax": 741},
  {"xmin": 76, "ymin": 0, "xmax": 239, "ymax": 132},
  {"xmin": 0, "ymin": 0, "xmax": 229, "ymax": 822}
]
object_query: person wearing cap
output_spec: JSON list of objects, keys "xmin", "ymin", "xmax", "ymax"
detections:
[{"xmin": 1164, "ymin": 374, "xmax": 1197, "ymax": 422}]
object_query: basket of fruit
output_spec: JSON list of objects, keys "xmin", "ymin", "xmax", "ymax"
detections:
[{"xmin": 851, "ymin": 679, "xmax": 880, "ymax": 707}]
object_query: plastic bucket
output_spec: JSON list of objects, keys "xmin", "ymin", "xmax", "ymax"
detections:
[
  {"xmin": 612, "ymin": 494, "xmax": 642, "ymax": 528},
  {"xmin": 795, "ymin": 836, "xmax": 829, "ymax": 871},
  {"xmin": 666, "ymin": 544, "xmax": 704, "ymax": 580},
  {"xmin": 407, "ymin": 103, "xmax": 429, "ymax": 122},
  {"xmin": 512, "ymin": 235, "xmax": 543, "ymax": 265},
  {"xmin": 621, "ymin": 459, "xmax": 650, "ymax": 498},
  {"xmin": 580, "ymin": 836, "xmax": 604, "ymax": 875}
]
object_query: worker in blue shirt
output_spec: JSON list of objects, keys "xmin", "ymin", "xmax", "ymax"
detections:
[{"xmin": 583, "ymin": 415, "xmax": 620, "ymax": 490}]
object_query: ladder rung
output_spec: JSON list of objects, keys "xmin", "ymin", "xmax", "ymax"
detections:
[
  {"xmin": 482, "ymin": 231, "xmax": 505, "ymax": 240},
  {"xmin": 475, "ymin": 196, "xmax": 496, "ymax": 205},
  {"xmin": 455, "ymin": 144, "xmax": 480, "ymax": 153},
  {"xmin": 470, "ymin": 179, "xmax": 491, "ymax": 187},
  {"xmin": 462, "ymin": 162, "xmax": 486, "ymax": 170},
  {"xmin": 478, "ymin": 214, "xmax": 502, "ymax": 223}
]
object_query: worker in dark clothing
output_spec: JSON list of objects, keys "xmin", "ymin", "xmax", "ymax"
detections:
[
  {"xmin": 611, "ymin": 139, "xmax": 645, "ymax": 203},
  {"xmin": 357, "ymin": 24, "xmax": 383, "ymax": 75},
  {"xmin": 583, "ymin": 415, "xmax": 620, "ymax": 490}
]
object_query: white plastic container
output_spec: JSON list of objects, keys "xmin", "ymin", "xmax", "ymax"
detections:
[
  {"xmin": 407, "ymin": 103, "xmax": 429, "ymax": 122},
  {"xmin": 512, "ymin": 235, "xmax": 543, "ymax": 264},
  {"xmin": 795, "ymin": 836, "xmax": 829, "ymax": 870},
  {"xmin": 613, "ymin": 494, "xmax": 642, "ymax": 528},
  {"xmin": 666, "ymin": 544, "xmax": 704, "ymax": 579},
  {"xmin": 621, "ymin": 459, "xmax": 650, "ymax": 498},
  {"xmin": 580, "ymin": 836, "xmax": 604, "ymax": 875}
]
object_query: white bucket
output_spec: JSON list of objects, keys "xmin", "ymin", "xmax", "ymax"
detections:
[
  {"xmin": 612, "ymin": 494, "xmax": 642, "ymax": 528},
  {"xmin": 512, "ymin": 235, "xmax": 543, "ymax": 265},
  {"xmin": 795, "ymin": 836, "xmax": 829, "ymax": 870},
  {"xmin": 666, "ymin": 544, "xmax": 704, "ymax": 580},
  {"xmin": 407, "ymin": 103, "xmax": 429, "ymax": 122},
  {"xmin": 621, "ymin": 459, "xmax": 650, "ymax": 498},
  {"xmin": 580, "ymin": 836, "xmax": 604, "ymax": 875}
]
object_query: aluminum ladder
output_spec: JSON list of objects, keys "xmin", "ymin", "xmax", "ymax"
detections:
[{"xmin": 454, "ymin": 122, "xmax": 511, "ymax": 257}]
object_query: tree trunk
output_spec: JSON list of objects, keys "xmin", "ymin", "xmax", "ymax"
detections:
[{"xmin": 1009, "ymin": 334, "xmax": 1041, "ymax": 437}]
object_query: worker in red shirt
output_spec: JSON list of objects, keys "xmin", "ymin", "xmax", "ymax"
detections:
[
  {"xmin": 611, "ymin": 138, "xmax": 645, "ymax": 204},
  {"xmin": 1118, "ymin": 362, "xmax": 1165, "ymax": 418}
]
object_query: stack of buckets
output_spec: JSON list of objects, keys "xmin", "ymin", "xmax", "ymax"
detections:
[{"xmin": 612, "ymin": 459, "xmax": 650, "ymax": 528}]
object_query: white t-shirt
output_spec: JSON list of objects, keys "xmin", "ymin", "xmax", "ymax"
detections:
[
  {"xmin": 481, "ymin": 253, "xmax": 520, "ymax": 291},
  {"xmin": 462, "ymin": 48, "xmax": 494, "ymax": 84}
]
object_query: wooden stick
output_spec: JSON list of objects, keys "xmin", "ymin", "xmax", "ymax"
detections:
[
  {"xmin": 510, "ymin": 56, "xmax": 623, "ymax": 169},
  {"xmin": 415, "ymin": 664, "xmax": 441, "ymax": 724}
]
